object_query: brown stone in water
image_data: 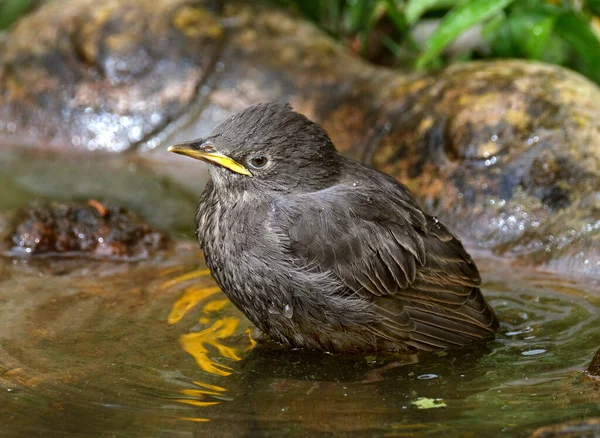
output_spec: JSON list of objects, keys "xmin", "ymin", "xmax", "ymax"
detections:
[
  {"xmin": 585, "ymin": 348, "xmax": 600, "ymax": 381},
  {"xmin": 0, "ymin": 0, "xmax": 224, "ymax": 152},
  {"xmin": 2, "ymin": 200, "xmax": 170, "ymax": 260},
  {"xmin": 531, "ymin": 418, "xmax": 600, "ymax": 438}
]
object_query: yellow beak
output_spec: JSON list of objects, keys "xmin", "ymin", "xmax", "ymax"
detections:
[{"xmin": 167, "ymin": 143, "xmax": 252, "ymax": 177}]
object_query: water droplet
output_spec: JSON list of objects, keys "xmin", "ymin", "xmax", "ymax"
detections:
[
  {"xmin": 521, "ymin": 349, "xmax": 546, "ymax": 356},
  {"xmin": 505, "ymin": 326, "xmax": 533, "ymax": 336},
  {"xmin": 417, "ymin": 374, "xmax": 438, "ymax": 380},
  {"xmin": 283, "ymin": 304, "xmax": 293, "ymax": 319},
  {"xmin": 352, "ymin": 182, "xmax": 357, "ymax": 187}
]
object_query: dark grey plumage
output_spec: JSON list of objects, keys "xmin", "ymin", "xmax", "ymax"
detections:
[{"xmin": 179, "ymin": 102, "xmax": 499, "ymax": 353}]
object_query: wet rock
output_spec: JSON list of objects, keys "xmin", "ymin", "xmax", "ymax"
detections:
[
  {"xmin": 585, "ymin": 349, "xmax": 600, "ymax": 381},
  {"xmin": 1, "ymin": 200, "xmax": 170, "ymax": 260},
  {"xmin": 0, "ymin": 0, "xmax": 598, "ymax": 275},
  {"xmin": 0, "ymin": 149, "xmax": 202, "ymax": 237},
  {"xmin": 0, "ymin": 0, "xmax": 224, "ymax": 152},
  {"xmin": 372, "ymin": 62, "xmax": 600, "ymax": 276},
  {"xmin": 531, "ymin": 418, "xmax": 600, "ymax": 438}
]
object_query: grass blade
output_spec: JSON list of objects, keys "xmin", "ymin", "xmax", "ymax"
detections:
[
  {"xmin": 0, "ymin": 0, "xmax": 34, "ymax": 30},
  {"xmin": 415, "ymin": 0, "xmax": 516, "ymax": 69},
  {"xmin": 405, "ymin": 0, "xmax": 462, "ymax": 25},
  {"xmin": 554, "ymin": 11, "xmax": 600, "ymax": 83}
]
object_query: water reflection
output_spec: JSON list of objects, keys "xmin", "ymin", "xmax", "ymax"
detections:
[
  {"xmin": 163, "ymin": 267, "xmax": 256, "ymax": 423},
  {"xmin": 0, "ymin": 247, "xmax": 598, "ymax": 437},
  {"xmin": 150, "ymin": 257, "xmax": 600, "ymax": 436}
]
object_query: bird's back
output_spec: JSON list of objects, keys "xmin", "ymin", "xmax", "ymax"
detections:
[{"xmin": 261, "ymin": 158, "xmax": 499, "ymax": 351}]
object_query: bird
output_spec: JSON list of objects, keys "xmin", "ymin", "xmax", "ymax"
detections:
[{"xmin": 168, "ymin": 102, "xmax": 499, "ymax": 353}]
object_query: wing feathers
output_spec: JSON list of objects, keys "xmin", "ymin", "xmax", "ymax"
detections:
[{"xmin": 271, "ymin": 181, "xmax": 498, "ymax": 350}]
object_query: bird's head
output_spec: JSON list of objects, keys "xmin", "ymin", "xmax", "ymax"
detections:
[{"xmin": 168, "ymin": 102, "xmax": 341, "ymax": 194}]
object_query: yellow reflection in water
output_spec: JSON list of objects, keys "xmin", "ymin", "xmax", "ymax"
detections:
[
  {"xmin": 160, "ymin": 268, "xmax": 211, "ymax": 292},
  {"xmin": 180, "ymin": 317, "xmax": 242, "ymax": 376},
  {"xmin": 175, "ymin": 381, "xmax": 227, "ymax": 408},
  {"xmin": 164, "ymin": 267, "xmax": 256, "ymax": 423},
  {"xmin": 179, "ymin": 417, "xmax": 211, "ymax": 422},
  {"xmin": 168, "ymin": 285, "xmax": 221, "ymax": 324}
]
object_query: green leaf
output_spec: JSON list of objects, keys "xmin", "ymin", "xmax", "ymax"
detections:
[
  {"xmin": 415, "ymin": 0, "xmax": 516, "ymax": 69},
  {"xmin": 494, "ymin": 12, "xmax": 557, "ymax": 59},
  {"xmin": 586, "ymin": 0, "xmax": 600, "ymax": 16},
  {"xmin": 343, "ymin": 0, "xmax": 369, "ymax": 34},
  {"xmin": 0, "ymin": 0, "xmax": 34, "ymax": 30},
  {"xmin": 522, "ymin": 15, "xmax": 556, "ymax": 59},
  {"xmin": 412, "ymin": 397, "xmax": 447, "ymax": 409},
  {"xmin": 554, "ymin": 11, "xmax": 600, "ymax": 83},
  {"xmin": 383, "ymin": 0, "xmax": 409, "ymax": 32},
  {"xmin": 481, "ymin": 10, "xmax": 506, "ymax": 41},
  {"xmin": 405, "ymin": 0, "xmax": 461, "ymax": 25},
  {"xmin": 537, "ymin": 33, "xmax": 570, "ymax": 65},
  {"xmin": 344, "ymin": 1, "xmax": 384, "ymax": 55},
  {"xmin": 382, "ymin": 0, "xmax": 420, "ymax": 52}
]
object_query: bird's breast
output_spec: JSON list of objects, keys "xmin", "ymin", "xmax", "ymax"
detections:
[{"xmin": 196, "ymin": 191, "xmax": 269, "ymax": 276}]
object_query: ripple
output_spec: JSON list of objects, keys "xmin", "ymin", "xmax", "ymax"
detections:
[
  {"xmin": 521, "ymin": 349, "xmax": 547, "ymax": 356},
  {"xmin": 0, "ymin": 253, "xmax": 598, "ymax": 437}
]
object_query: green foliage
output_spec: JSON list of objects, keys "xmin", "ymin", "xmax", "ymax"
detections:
[
  {"xmin": 2, "ymin": 0, "xmax": 600, "ymax": 84},
  {"xmin": 274, "ymin": 0, "xmax": 600, "ymax": 84},
  {"xmin": 0, "ymin": 0, "xmax": 34, "ymax": 30},
  {"xmin": 415, "ymin": 0, "xmax": 517, "ymax": 69}
]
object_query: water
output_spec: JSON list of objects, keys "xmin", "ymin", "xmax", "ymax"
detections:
[{"xmin": 0, "ymin": 150, "xmax": 599, "ymax": 437}]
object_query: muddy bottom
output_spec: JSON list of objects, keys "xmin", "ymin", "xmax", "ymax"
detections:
[{"xmin": 0, "ymin": 150, "xmax": 599, "ymax": 437}]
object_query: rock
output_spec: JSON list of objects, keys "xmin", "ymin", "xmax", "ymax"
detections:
[
  {"xmin": 1, "ymin": 200, "xmax": 170, "ymax": 260},
  {"xmin": 0, "ymin": 0, "xmax": 224, "ymax": 152},
  {"xmin": 531, "ymin": 418, "xmax": 600, "ymax": 438},
  {"xmin": 585, "ymin": 348, "xmax": 600, "ymax": 381}
]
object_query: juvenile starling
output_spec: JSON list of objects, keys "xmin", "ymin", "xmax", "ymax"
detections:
[{"xmin": 168, "ymin": 102, "xmax": 499, "ymax": 353}]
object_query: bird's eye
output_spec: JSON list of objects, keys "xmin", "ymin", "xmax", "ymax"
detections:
[
  {"xmin": 248, "ymin": 155, "xmax": 268, "ymax": 169},
  {"xmin": 201, "ymin": 143, "xmax": 216, "ymax": 153}
]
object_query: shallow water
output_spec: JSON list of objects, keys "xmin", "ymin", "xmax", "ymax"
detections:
[{"xmin": 0, "ymin": 150, "xmax": 599, "ymax": 437}]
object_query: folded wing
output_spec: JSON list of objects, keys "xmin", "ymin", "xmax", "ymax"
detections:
[{"xmin": 270, "ymin": 183, "xmax": 499, "ymax": 350}]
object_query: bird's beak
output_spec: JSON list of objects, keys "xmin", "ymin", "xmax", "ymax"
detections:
[{"xmin": 167, "ymin": 142, "xmax": 252, "ymax": 177}]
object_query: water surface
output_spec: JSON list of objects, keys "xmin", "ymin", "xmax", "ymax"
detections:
[{"xmin": 0, "ymin": 150, "xmax": 598, "ymax": 437}]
